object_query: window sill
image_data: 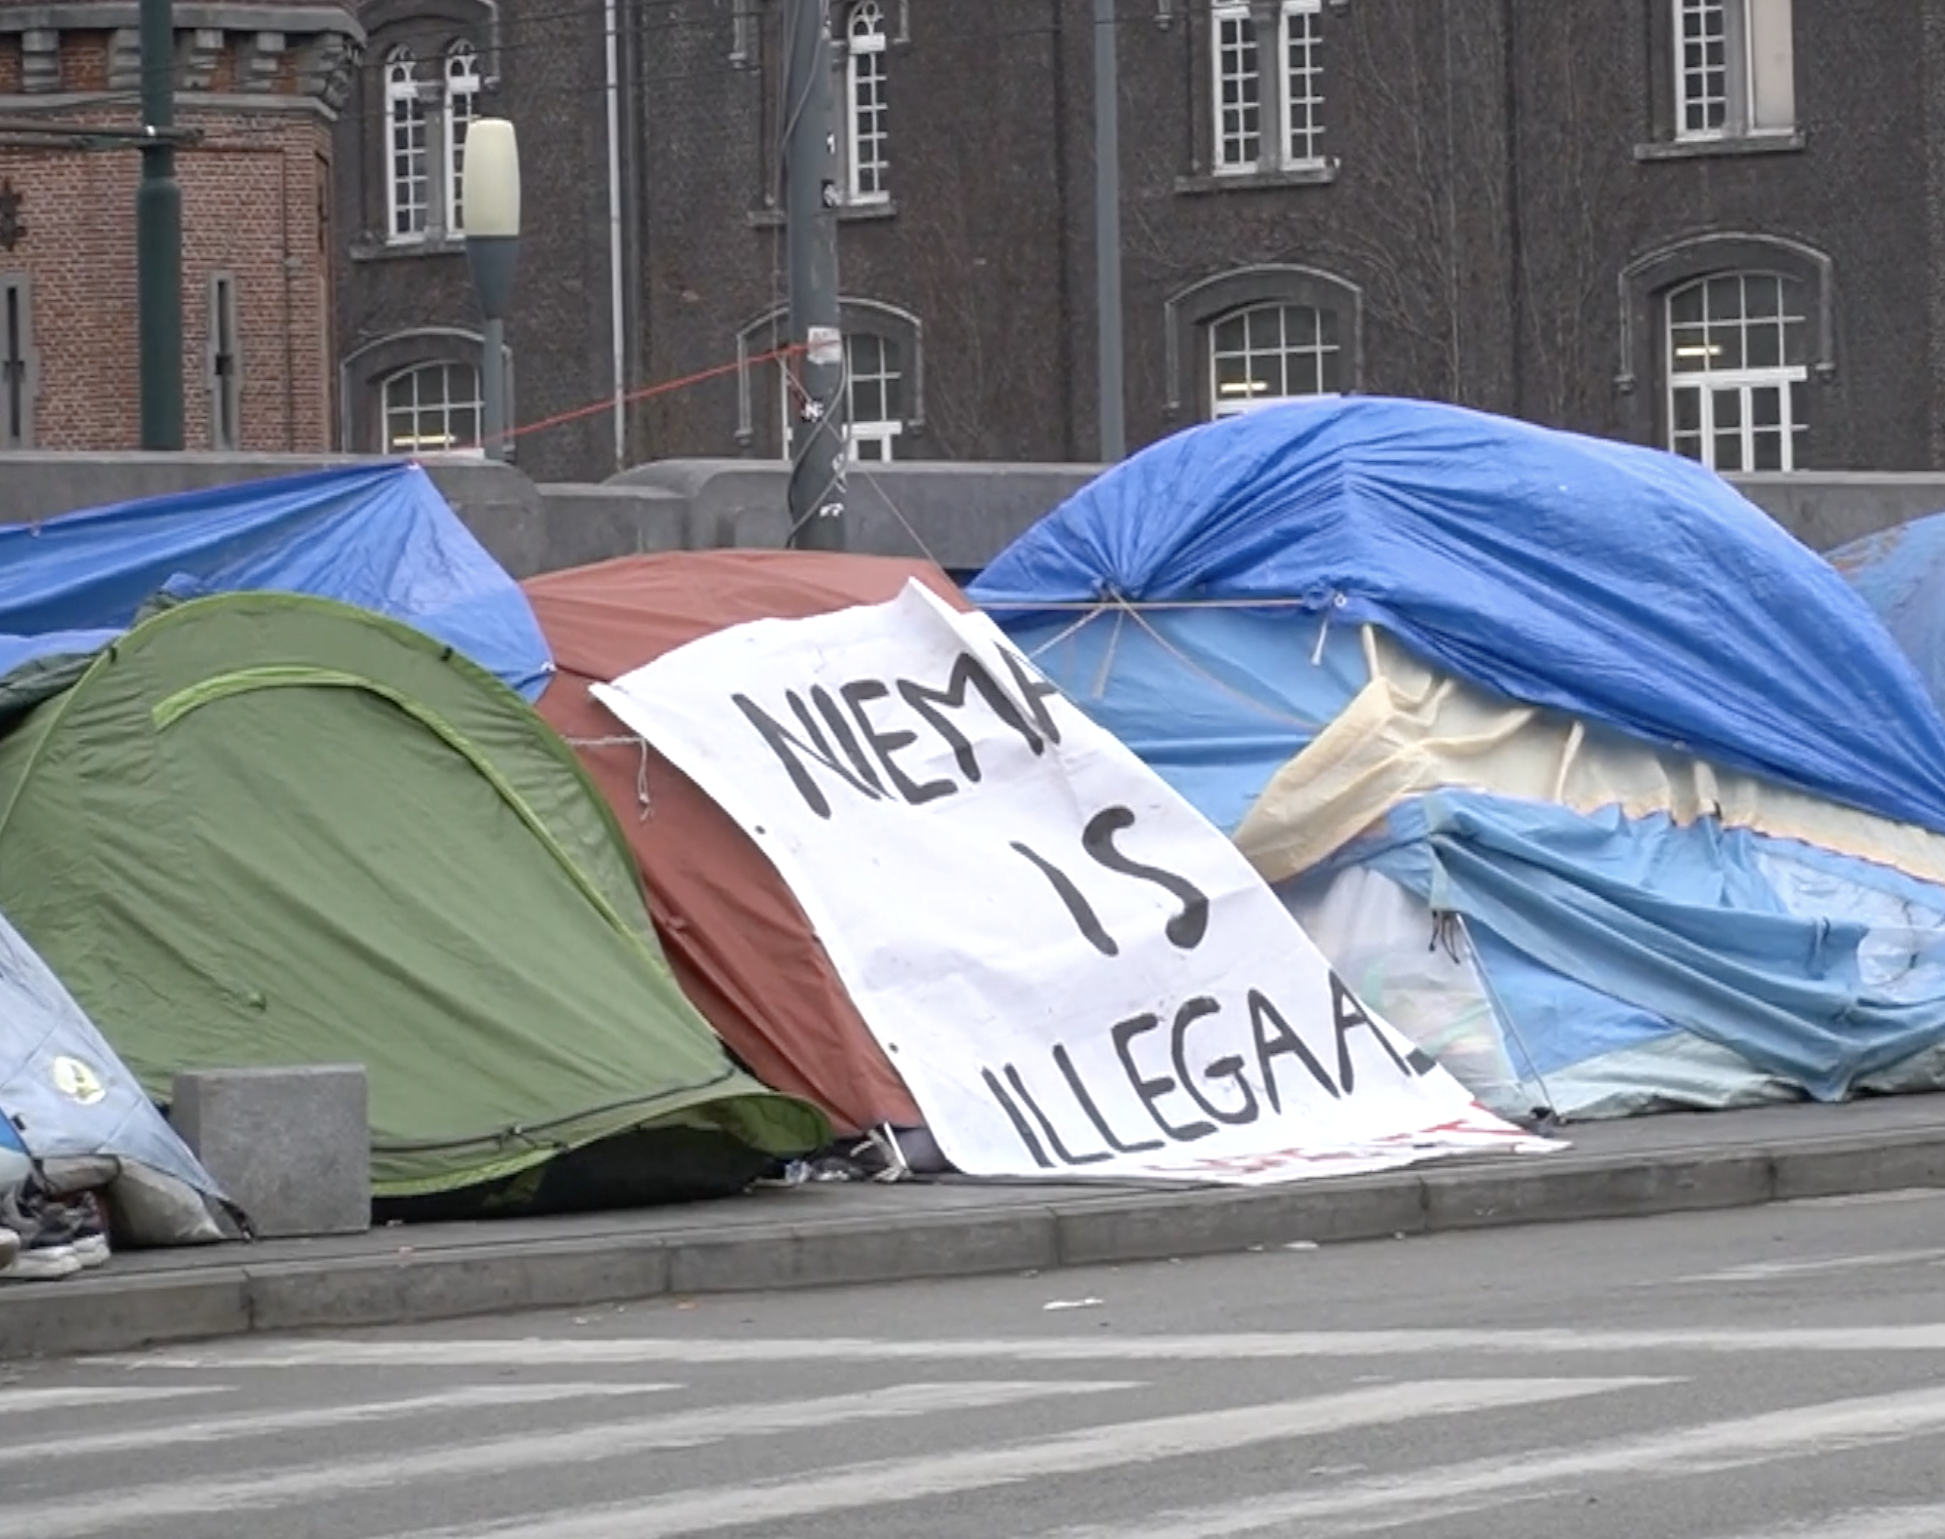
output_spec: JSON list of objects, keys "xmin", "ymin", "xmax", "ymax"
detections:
[
  {"xmin": 1634, "ymin": 132, "xmax": 1804, "ymax": 163},
  {"xmin": 747, "ymin": 200, "xmax": 898, "ymax": 229},
  {"xmin": 350, "ymin": 234, "xmax": 468, "ymax": 263},
  {"xmin": 1175, "ymin": 160, "xmax": 1340, "ymax": 195}
]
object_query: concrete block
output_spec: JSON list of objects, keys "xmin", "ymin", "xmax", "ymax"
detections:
[{"xmin": 172, "ymin": 1065, "xmax": 370, "ymax": 1239}]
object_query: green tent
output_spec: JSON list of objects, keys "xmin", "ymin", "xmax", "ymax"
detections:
[{"xmin": 0, "ymin": 591, "xmax": 827, "ymax": 1207}]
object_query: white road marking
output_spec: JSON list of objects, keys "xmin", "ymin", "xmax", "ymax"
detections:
[
  {"xmin": 4, "ymin": 1378, "xmax": 1137, "ymax": 1538},
  {"xmin": 368, "ymin": 1377, "xmax": 1665, "ymax": 1539},
  {"xmin": 1029, "ymin": 1383, "xmax": 1945, "ymax": 1539},
  {"xmin": 1704, "ymin": 1502, "xmax": 1945, "ymax": 1539},
  {"xmin": 108, "ymin": 1322, "xmax": 1945, "ymax": 1371},
  {"xmin": 0, "ymin": 1381, "xmax": 679, "ymax": 1465},
  {"xmin": 0, "ymin": 1385, "xmax": 231, "ymax": 1414},
  {"xmin": 1671, "ymin": 1248, "xmax": 1945, "ymax": 1284}
]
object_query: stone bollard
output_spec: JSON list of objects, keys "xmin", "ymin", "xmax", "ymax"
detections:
[{"xmin": 171, "ymin": 1065, "xmax": 371, "ymax": 1238}]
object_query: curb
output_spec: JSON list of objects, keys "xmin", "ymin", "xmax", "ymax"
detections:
[{"xmin": 7, "ymin": 1127, "xmax": 1945, "ymax": 1361}]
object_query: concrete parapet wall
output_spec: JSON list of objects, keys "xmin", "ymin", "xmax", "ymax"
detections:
[{"xmin": 4, "ymin": 453, "xmax": 1944, "ymax": 578}]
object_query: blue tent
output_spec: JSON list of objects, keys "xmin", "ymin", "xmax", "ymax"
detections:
[
  {"xmin": 972, "ymin": 399, "xmax": 1945, "ymax": 1119},
  {"xmin": 975, "ymin": 398, "xmax": 1945, "ymax": 837},
  {"xmin": 1, "ymin": 905, "xmax": 229, "ymax": 1237},
  {"xmin": 0, "ymin": 463, "xmax": 552, "ymax": 700},
  {"xmin": 1828, "ymin": 511, "xmax": 1945, "ymax": 722}
]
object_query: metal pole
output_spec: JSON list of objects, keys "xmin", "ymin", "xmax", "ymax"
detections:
[
  {"xmin": 480, "ymin": 314, "xmax": 507, "ymax": 459},
  {"xmin": 783, "ymin": 0, "xmax": 847, "ymax": 552},
  {"xmin": 1092, "ymin": 0, "xmax": 1125, "ymax": 462},
  {"xmin": 136, "ymin": 0, "xmax": 183, "ymax": 450}
]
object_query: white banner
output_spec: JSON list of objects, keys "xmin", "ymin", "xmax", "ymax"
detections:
[{"xmin": 593, "ymin": 581, "xmax": 1560, "ymax": 1185}]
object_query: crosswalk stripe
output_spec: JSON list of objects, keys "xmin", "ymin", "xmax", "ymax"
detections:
[
  {"xmin": 3, "ymin": 1378, "xmax": 1137, "ymax": 1538},
  {"xmin": 1671, "ymin": 1248, "xmax": 1945, "ymax": 1285},
  {"xmin": 1026, "ymin": 1383, "xmax": 1945, "ymax": 1539},
  {"xmin": 0, "ymin": 1386, "xmax": 231, "ymax": 1413},
  {"xmin": 369, "ymin": 1377, "xmax": 1666, "ymax": 1539},
  {"xmin": 109, "ymin": 1322, "xmax": 1945, "ymax": 1371},
  {"xmin": 0, "ymin": 1381, "xmax": 680, "ymax": 1466},
  {"xmin": 1705, "ymin": 1503, "xmax": 1945, "ymax": 1539}
]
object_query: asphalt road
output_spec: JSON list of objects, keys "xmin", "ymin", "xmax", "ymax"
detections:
[{"xmin": 13, "ymin": 1186, "xmax": 1945, "ymax": 1538}]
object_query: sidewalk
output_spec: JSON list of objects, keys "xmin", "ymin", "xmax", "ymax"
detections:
[{"xmin": 8, "ymin": 1096, "xmax": 1945, "ymax": 1362}]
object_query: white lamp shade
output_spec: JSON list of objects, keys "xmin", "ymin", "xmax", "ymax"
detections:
[{"xmin": 462, "ymin": 118, "xmax": 521, "ymax": 238}]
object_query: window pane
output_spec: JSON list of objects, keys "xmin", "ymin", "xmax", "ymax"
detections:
[
  {"xmin": 1214, "ymin": 10, "xmax": 1262, "ymax": 167},
  {"xmin": 1208, "ymin": 300, "xmax": 1340, "ymax": 417},
  {"xmin": 1284, "ymin": 0, "xmax": 1324, "ymax": 164},
  {"xmin": 1750, "ymin": 385, "xmax": 1781, "ymax": 429},
  {"xmin": 1750, "ymin": 430, "xmax": 1784, "ymax": 472},
  {"xmin": 1672, "ymin": 386, "xmax": 1702, "ymax": 436}
]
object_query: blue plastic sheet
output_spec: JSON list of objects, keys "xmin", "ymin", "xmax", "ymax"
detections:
[
  {"xmin": 1829, "ymin": 511, "xmax": 1945, "ymax": 721},
  {"xmin": 973, "ymin": 398, "xmax": 1945, "ymax": 836},
  {"xmin": 1344, "ymin": 792, "xmax": 1945, "ymax": 1102},
  {"xmin": 0, "ymin": 463, "xmax": 553, "ymax": 700},
  {"xmin": 1010, "ymin": 607, "xmax": 1368, "ymax": 834}
]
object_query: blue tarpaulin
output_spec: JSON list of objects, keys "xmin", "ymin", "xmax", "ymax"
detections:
[
  {"xmin": 0, "ymin": 463, "xmax": 553, "ymax": 700},
  {"xmin": 973, "ymin": 399, "xmax": 1945, "ymax": 1119},
  {"xmin": 973, "ymin": 397, "xmax": 1945, "ymax": 837},
  {"xmin": 1829, "ymin": 511, "xmax": 1945, "ymax": 722}
]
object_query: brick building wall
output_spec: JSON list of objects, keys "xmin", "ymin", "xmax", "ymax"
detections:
[
  {"xmin": 334, "ymin": 0, "xmax": 1945, "ymax": 481},
  {"xmin": 0, "ymin": 7, "xmax": 358, "ymax": 456}
]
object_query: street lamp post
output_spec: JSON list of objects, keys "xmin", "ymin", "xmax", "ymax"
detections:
[{"xmin": 462, "ymin": 118, "xmax": 520, "ymax": 461}]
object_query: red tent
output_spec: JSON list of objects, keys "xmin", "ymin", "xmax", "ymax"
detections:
[{"xmin": 525, "ymin": 551, "xmax": 972, "ymax": 1137}]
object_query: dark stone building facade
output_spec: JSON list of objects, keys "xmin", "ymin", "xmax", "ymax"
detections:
[{"xmin": 332, "ymin": 0, "xmax": 1945, "ymax": 484}]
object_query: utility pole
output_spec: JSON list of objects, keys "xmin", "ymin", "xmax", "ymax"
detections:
[
  {"xmin": 136, "ymin": 0, "xmax": 183, "ymax": 449},
  {"xmin": 1092, "ymin": 0, "xmax": 1125, "ymax": 462},
  {"xmin": 783, "ymin": 0, "xmax": 847, "ymax": 551}
]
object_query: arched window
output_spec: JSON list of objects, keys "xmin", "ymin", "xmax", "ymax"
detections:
[
  {"xmin": 445, "ymin": 42, "xmax": 482, "ymax": 234},
  {"xmin": 777, "ymin": 332, "xmax": 907, "ymax": 462},
  {"xmin": 384, "ymin": 47, "xmax": 428, "ymax": 240},
  {"xmin": 846, "ymin": 1, "xmax": 889, "ymax": 203},
  {"xmin": 1664, "ymin": 271, "xmax": 1806, "ymax": 471},
  {"xmin": 382, "ymin": 361, "xmax": 483, "ymax": 456},
  {"xmin": 1208, "ymin": 302, "xmax": 1340, "ymax": 417}
]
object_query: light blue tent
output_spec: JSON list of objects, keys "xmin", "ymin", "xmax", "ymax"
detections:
[
  {"xmin": 972, "ymin": 399, "xmax": 1945, "ymax": 1120},
  {"xmin": 1829, "ymin": 512, "xmax": 1945, "ymax": 721},
  {"xmin": 1, "ymin": 906, "xmax": 230, "ymax": 1242},
  {"xmin": 0, "ymin": 463, "xmax": 552, "ymax": 700}
]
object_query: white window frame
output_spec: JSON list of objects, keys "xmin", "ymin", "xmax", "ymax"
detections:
[
  {"xmin": 1212, "ymin": 0, "xmax": 1325, "ymax": 176},
  {"xmin": 1208, "ymin": 302, "xmax": 1341, "ymax": 418},
  {"xmin": 777, "ymin": 333, "xmax": 905, "ymax": 464},
  {"xmin": 444, "ymin": 42, "xmax": 481, "ymax": 236},
  {"xmin": 1664, "ymin": 272, "xmax": 1807, "ymax": 474},
  {"xmin": 384, "ymin": 48, "xmax": 429, "ymax": 242},
  {"xmin": 845, "ymin": 1, "xmax": 890, "ymax": 204},
  {"xmin": 382, "ymin": 361, "xmax": 486, "ymax": 459},
  {"xmin": 1673, "ymin": 0, "xmax": 1796, "ymax": 143}
]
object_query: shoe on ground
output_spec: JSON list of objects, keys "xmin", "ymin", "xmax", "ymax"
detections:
[
  {"xmin": 0, "ymin": 1239, "xmax": 82, "ymax": 1282},
  {"xmin": 0, "ymin": 1177, "xmax": 93, "ymax": 1282},
  {"xmin": 41, "ymin": 1193, "xmax": 109, "ymax": 1269}
]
